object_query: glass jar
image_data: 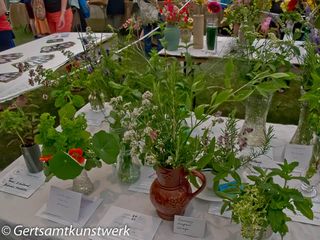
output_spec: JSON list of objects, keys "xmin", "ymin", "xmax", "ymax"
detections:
[
  {"xmin": 116, "ymin": 147, "xmax": 140, "ymax": 184},
  {"xmin": 88, "ymin": 91, "xmax": 105, "ymax": 112},
  {"xmin": 290, "ymin": 88, "xmax": 313, "ymax": 145},
  {"xmin": 300, "ymin": 135, "xmax": 320, "ymax": 198},
  {"xmin": 241, "ymin": 92, "xmax": 273, "ymax": 146},
  {"xmin": 72, "ymin": 170, "xmax": 94, "ymax": 195}
]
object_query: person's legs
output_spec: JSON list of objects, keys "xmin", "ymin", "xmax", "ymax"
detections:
[
  {"xmin": 143, "ymin": 24, "xmax": 153, "ymax": 56},
  {"xmin": 113, "ymin": 14, "xmax": 122, "ymax": 29},
  {"xmin": 46, "ymin": 9, "xmax": 73, "ymax": 33},
  {"xmin": 153, "ymin": 24, "xmax": 163, "ymax": 52},
  {"xmin": 0, "ymin": 31, "xmax": 15, "ymax": 52},
  {"xmin": 46, "ymin": 12, "xmax": 58, "ymax": 33},
  {"xmin": 78, "ymin": 8, "xmax": 87, "ymax": 32}
]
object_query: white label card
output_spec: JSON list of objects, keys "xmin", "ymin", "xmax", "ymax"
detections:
[
  {"xmin": 46, "ymin": 186, "xmax": 82, "ymax": 222},
  {"xmin": 173, "ymin": 215, "xmax": 206, "ymax": 238}
]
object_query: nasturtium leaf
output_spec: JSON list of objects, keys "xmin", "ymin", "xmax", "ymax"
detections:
[
  {"xmin": 92, "ymin": 131, "xmax": 120, "ymax": 164},
  {"xmin": 49, "ymin": 151, "xmax": 83, "ymax": 180}
]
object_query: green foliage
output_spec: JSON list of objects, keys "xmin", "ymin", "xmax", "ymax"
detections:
[
  {"xmin": 35, "ymin": 112, "xmax": 102, "ymax": 180},
  {"xmin": 219, "ymin": 160, "xmax": 313, "ymax": 239},
  {"xmin": 0, "ymin": 106, "xmax": 39, "ymax": 146}
]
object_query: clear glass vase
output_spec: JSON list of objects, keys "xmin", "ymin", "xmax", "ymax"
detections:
[
  {"xmin": 180, "ymin": 28, "xmax": 192, "ymax": 44},
  {"xmin": 300, "ymin": 136, "xmax": 320, "ymax": 198},
  {"xmin": 116, "ymin": 147, "xmax": 140, "ymax": 184},
  {"xmin": 241, "ymin": 93, "xmax": 273, "ymax": 146},
  {"xmin": 72, "ymin": 170, "xmax": 94, "ymax": 195},
  {"xmin": 290, "ymin": 88, "xmax": 313, "ymax": 145},
  {"xmin": 88, "ymin": 91, "xmax": 105, "ymax": 112}
]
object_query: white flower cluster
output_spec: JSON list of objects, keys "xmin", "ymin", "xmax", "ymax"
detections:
[{"xmin": 108, "ymin": 91, "xmax": 159, "ymax": 166}]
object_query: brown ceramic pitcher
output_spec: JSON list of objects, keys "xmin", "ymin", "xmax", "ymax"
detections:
[{"xmin": 150, "ymin": 167, "xmax": 206, "ymax": 220}]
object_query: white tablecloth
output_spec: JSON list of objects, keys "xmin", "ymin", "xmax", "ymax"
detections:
[
  {"xmin": 0, "ymin": 104, "xmax": 319, "ymax": 240},
  {"xmin": 0, "ymin": 32, "xmax": 113, "ymax": 103}
]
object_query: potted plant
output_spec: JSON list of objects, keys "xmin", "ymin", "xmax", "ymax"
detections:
[
  {"xmin": 160, "ymin": 0, "xmax": 183, "ymax": 51},
  {"xmin": 179, "ymin": 2, "xmax": 193, "ymax": 44},
  {"xmin": 217, "ymin": 160, "xmax": 313, "ymax": 240},
  {"xmin": 0, "ymin": 106, "xmax": 43, "ymax": 173}
]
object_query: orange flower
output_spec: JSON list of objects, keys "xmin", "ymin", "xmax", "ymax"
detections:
[
  {"xmin": 39, "ymin": 155, "xmax": 52, "ymax": 162},
  {"xmin": 68, "ymin": 148, "xmax": 86, "ymax": 165}
]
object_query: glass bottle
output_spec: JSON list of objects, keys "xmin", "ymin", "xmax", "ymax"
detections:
[{"xmin": 206, "ymin": 15, "xmax": 218, "ymax": 51}]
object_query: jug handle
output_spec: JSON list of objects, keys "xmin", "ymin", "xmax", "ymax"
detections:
[{"xmin": 190, "ymin": 170, "xmax": 206, "ymax": 199}]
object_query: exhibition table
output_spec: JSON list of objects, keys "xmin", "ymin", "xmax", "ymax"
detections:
[
  {"xmin": 0, "ymin": 32, "xmax": 113, "ymax": 103},
  {"xmin": 159, "ymin": 36, "xmax": 306, "ymax": 65},
  {"xmin": 0, "ymin": 104, "xmax": 319, "ymax": 240}
]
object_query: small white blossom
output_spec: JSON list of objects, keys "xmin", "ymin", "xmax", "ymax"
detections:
[
  {"xmin": 144, "ymin": 127, "xmax": 153, "ymax": 135},
  {"xmin": 132, "ymin": 107, "xmax": 141, "ymax": 117},
  {"xmin": 123, "ymin": 130, "xmax": 136, "ymax": 141},
  {"xmin": 123, "ymin": 102, "xmax": 132, "ymax": 109},
  {"xmin": 165, "ymin": 156, "xmax": 173, "ymax": 165},
  {"xmin": 145, "ymin": 155, "xmax": 156, "ymax": 165},
  {"xmin": 142, "ymin": 99, "xmax": 151, "ymax": 106},
  {"xmin": 142, "ymin": 91, "xmax": 153, "ymax": 100}
]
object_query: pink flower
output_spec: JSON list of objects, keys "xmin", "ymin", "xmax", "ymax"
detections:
[
  {"xmin": 261, "ymin": 17, "xmax": 272, "ymax": 33},
  {"xmin": 149, "ymin": 130, "xmax": 158, "ymax": 142},
  {"xmin": 207, "ymin": 1, "xmax": 222, "ymax": 14}
]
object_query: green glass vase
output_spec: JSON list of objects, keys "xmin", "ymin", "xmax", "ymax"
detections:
[{"xmin": 163, "ymin": 25, "xmax": 180, "ymax": 51}]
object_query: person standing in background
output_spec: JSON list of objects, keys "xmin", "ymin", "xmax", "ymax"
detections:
[
  {"xmin": 107, "ymin": 0, "xmax": 125, "ymax": 30},
  {"xmin": 20, "ymin": 0, "xmax": 37, "ymax": 37},
  {"xmin": 69, "ymin": 0, "xmax": 87, "ymax": 32},
  {"xmin": 44, "ymin": 0, "xmax": 73, "ymax": 33},
  {"xmin": 0, "ymin": 0, "xmax": 15, "ymax": 51},
  {"xmin": 136, "ymin": 0, "xmax": 162, "ymax": 56}
]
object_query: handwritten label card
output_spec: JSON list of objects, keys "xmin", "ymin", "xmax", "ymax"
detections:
[
  {"xmin": 0, "ymin": 166, "xmax": 45, "ymax": 198},
  {"xmin": 284, "ymin": 144, "xmax": 313, "ymax": 172},
  {"xmin": 46, "ymin": 186, "xmax": 82, "ymax": 222},
  {"xmin": 173, "ymin": 215, "xmax": 206, "ymax": 238}
]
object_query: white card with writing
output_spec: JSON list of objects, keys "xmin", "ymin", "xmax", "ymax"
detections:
[
  {"xmin": 0, "ymin": 166, "xmax": 45, "ymax": 198},
  {"xmin": 284, "ymin": 144, "xmax": 313, "ymax": 172},
  {"xmin": 36, "ymin": 196, "xmax": 103, "ymax": 227},
  {"xmin": 46, "ymin": 186, "xmax": 82, "ymax": 222},
  {"xmin": 173, "ymin": 215, "xmax": 206, "ymax": 238},
  {"xmin": 91, "ymin": 206, "xmax": 161, "ymax": 240},
  {"xmin": 128, "ymin": 166, "xmax": 156, "ymax": 194}
]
